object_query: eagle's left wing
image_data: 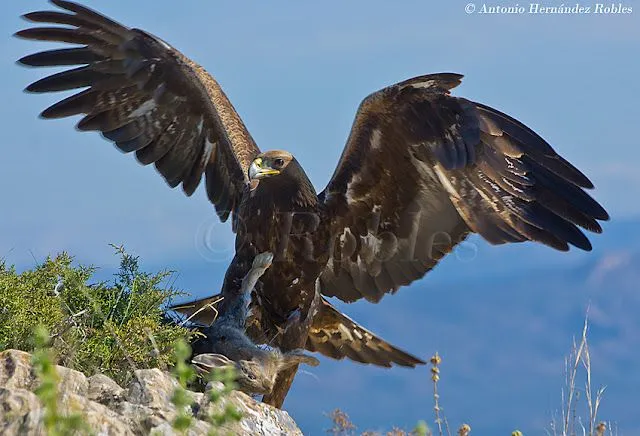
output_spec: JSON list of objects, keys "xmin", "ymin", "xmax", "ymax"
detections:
[
  {"xmin": 318, "ymin": 73, "xmax": 608, "ymax": 303},
  {"xmin": 306, "ymin": 299, "xmax": 424, "ymax": 368}
]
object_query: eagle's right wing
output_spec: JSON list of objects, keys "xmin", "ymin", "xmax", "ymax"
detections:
[{"xmin": 17, "ymin": 0, "xmax": 259, "ymax": 222}]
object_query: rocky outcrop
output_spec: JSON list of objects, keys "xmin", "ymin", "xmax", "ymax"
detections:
[{"xmin": 0, "ymin": 349, "xmax": 302, "ymax": 435}]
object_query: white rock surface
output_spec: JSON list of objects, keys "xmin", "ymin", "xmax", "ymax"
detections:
[{"xmin": 0, "ymin": 349, "xmax": 302, "ymax": 435}]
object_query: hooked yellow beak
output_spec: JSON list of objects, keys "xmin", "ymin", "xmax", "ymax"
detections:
[{"xmin": 249, "ymin": 158, "xmax": 280, "ymax": 180}]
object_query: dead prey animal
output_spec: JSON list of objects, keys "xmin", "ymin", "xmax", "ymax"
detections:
[{"xmin": 191, "ymin": 252, "xmax": 319, "ymax": 395}]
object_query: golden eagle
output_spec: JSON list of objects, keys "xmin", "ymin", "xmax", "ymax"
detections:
[{"xmin": 17, "ymin": 0, "xmax": 608, "ymax": 408}]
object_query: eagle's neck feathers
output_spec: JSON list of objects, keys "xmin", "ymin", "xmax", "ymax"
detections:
[{"xmin": 253, "ymin": 159, "xmax": 318, "ymax": 210}]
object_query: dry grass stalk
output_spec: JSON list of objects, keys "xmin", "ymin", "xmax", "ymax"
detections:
[
  {"xmin": 551, "ymin": 314, "xmax": 609, "ymax": 436},
  {"xmin": 430, "ymin": 352, "xmax": 451, "ymax": 436},
  {"xmin": 326, "ymin": 408, "xmax": 356, "ymax": 435},
  {"xmin": 457, "ymin": 423, "xmax": 471, "ymax": 436}
]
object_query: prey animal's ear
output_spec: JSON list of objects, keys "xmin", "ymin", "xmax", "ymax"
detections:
[{"xmin": 192, "ymin": 353, "xmax": 234, "ymax": 373}]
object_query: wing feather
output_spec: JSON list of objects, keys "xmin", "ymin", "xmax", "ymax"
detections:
[
  {"xmin": 307, "ymin": 299, "xmax": 424, "ymax": 368},
  {"xmin": 319, "ymin": 73, "xmax": 608, "ymax": 303},
  {"xmin": 16, "ymin": 0, "xmax": 260, "ymax": 221}
]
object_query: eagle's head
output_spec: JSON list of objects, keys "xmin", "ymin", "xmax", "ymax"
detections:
[
  {"xmin": 248, "ymin": 150, "xmax": 317, "ymax": 207},
  {"xmin": 248, "ymin": 150, "xmax": 294, "ymax": 181}
]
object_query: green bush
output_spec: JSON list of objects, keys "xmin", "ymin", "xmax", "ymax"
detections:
[{"xmin": 0, "ymin": 246, "xmax": 194, "ymax": 385}]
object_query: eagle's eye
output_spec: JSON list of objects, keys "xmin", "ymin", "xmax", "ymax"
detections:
[{"xmin": 273, "ymin": 158, "xmax": 285, "ymax": 168}]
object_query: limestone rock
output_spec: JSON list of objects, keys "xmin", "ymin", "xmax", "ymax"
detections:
[
  {"xmin": 150, "ymin": 420, "xmax": 212, "ymax": 436},
  {"xmin": 197, "ymin": 381, "xmax": 303, "ymax": 435},
  {"xmin": 0, "ymin": 388, "xmax": 43, "ymax": 435},
  {"xmin": 59, "ymin": 392, "xmax": 134, "ymax": 436},
  {"xmin": 0, "ymin": 349, "xmax": 303, "ymax": 436},
  {"xmin": 0, "ymin": 349, "xmax": 38, "ymax": 391},
  {"xmin": 116, "ymin": 401, "xmax": 168, "ymax": 434},
  {"xmin": 88, "ymin": 373, "xmax": 125, "ymax": 405},
  {"xmin": 54, "ymin": 366, "xmax": 88, "ymax": 397},
  {"xmin": 126, "ymin": 368, "xmax": 180, "ymax": 421},
  {"xmin": 0, "ymin": 349, "xmax": 87, "ymax": 397}
]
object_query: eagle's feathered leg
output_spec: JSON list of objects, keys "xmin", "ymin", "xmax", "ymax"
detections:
[
  {"xmin": 262, "ymin": 367, "xmax": 297, "ymax": 408},
  {"xmin": 262, "ymin": 285, "xmax": 321, "ymax": 408}
]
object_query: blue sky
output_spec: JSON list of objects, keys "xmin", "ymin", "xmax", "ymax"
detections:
[{"xmin": 2, "ymin": 1, "xmax": 640, "ymax": 434}]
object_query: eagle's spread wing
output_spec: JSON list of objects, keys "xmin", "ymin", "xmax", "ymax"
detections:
[
  {"xmin": 306, "ymin": 299, "xmax": 424, "ymax": 368},
  {"xmin": 16, "ymin": 0, "xmax": 259, "ymax": 222},
  {"xmin": 319, "ymin": 73, "xmax": 609, "ymax": 303}
]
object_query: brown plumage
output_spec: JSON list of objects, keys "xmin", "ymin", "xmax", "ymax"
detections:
[
  {"xmin": 16, "ymin": 0, "xmax": 257, "ymax": 222},
  {"xmin": 316, "ymin": 75, "xmax": 608, "ymax": 303},
  {"xmin": 18, "ymin": 1, "xmax": 608, "ymax": 409}
]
